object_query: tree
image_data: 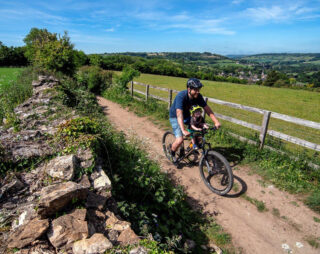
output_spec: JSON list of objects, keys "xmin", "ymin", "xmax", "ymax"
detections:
[
  {"xmin": 115, "ymin": 66, "xmax": 140, "ymax": 91},
  {"xmin": 23, "ymin": 28, "xmax": 76, "ymax": 75}
]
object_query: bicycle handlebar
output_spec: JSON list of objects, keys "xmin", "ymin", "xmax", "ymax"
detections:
[{"xmin": 185, "ymin": 126, "xmax": 217, "ymax": 137}]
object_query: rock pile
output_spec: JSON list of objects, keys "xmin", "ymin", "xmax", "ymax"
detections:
[{"xmin": 0, "ymin": 76, "xmax": 141, "ymax": 253}]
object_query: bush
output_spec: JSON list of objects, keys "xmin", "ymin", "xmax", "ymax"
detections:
[
  {"xmin": 76, "ymin": 65, "xmax": 113, "ymax": 94},
  {"xmin": 114, "ymin": 66, "xmax": 140, "ymax": 91}
]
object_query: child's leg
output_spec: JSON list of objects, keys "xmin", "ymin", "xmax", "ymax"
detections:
[{"xmin": 192, "ymin": 137, "xmax": 196, "ymax": 145}]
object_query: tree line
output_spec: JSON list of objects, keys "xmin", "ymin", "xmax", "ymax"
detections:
[{"xmin": 1, "ymin": 28, "xmax": 320, "ymax": 89}]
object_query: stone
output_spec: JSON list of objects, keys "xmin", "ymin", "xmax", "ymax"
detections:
[
  {"xmin": 79, "ymin": 174, "xmax": 91, "ymax": 188},
  {"xmin": 117, "ymin": 228, "xmax": 140, "ymax": 246},
  {"xmin": 45, "ymin": 155, "xmax": 78, "ymax": 181},
  {"xmin": 11, "ymin": 204, "xmax": 37, "ymax": 230},
  {"xmin": 77, "ymin": 149, "xmax": 94, "ymax": 169},
  {"xmin": 90, "ymin": 167, "xmax": 111, "ymax": 191},
  {"xmin": 7, "ymin": 218, "xmax": 49, "ymax": 249},
  {"xmin": 107, "ymin": 230, "xmax": 119, "ymax": 244},
  {"xmin": 105, "ymin": 211, "xmax": 131, "ymax": 232},
  {"xmin": 72, "ymin": 233, "xmax": 113, "ymax": 254},
  {"xmin": 37, "ymin": 181, "xmax": 88, "ymax": 217},
  {"xmin": 86, "ymin": 209, "xmax": 106, "ymax": 236},
  {"xmin": 0, "ymin": 176, "xmax": 24, "ymax": 200},
  {"xmin": 86, "ymin": 191, "xmax": 107, "ymax": 210},
  {"xmin": 129, "ymin": 246, "xmax": 148, "ymax": 254},
  {"xmin": 47, "ymin": 209, "xmax": 88, "ymax": 250}
]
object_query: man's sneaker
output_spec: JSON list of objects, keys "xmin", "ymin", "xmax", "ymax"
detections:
[{"xmin": 168, "ymin": 144, "xmax": 178, "ymax": 165}]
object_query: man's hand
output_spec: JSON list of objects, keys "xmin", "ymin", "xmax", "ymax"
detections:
[
  {"xmin": 214, "ymin": 121, "xmax": 221, "ymax": 129},
  {"xmin": 182, "ymin": 129, "xmax": 190, "ymax": 136}
]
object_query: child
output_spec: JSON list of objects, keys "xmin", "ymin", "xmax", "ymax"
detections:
[{"xmin": 188, "ymin": 105, "xmax": 209, "ymax": 149}]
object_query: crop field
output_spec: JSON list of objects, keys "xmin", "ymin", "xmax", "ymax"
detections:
[
  {"xmin": 0, "ymin": 68, "xmax": 24, "ymax": 93},
  {"xmin": 130, "ymin": 73, "xmax": 320, "ymax": 156}
]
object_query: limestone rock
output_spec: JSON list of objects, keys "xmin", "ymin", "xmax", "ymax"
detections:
[
  {"xmin": 0, "ymin": 176, "xmax": 24, "ymax": 200},
  {"xmin": 117, "ymin": 228, "xmax": 140, "ymax": 246},
  {"xmin": 47, "ymin": 209, "xmax": 88, "ymax": 250},
  {"xmin": 79, "ymin": 174, "xmax": 91, "ymax": 188},
  {"xmin": 72, "ymin": 233, "xmax": 113, "ymax": 254},
  {"xmin": 105, "ymin": 211, "xmax": 131, "ymax": 232},
  {"xmin": 11, "ymin": 204, "xmax": 37, "ymax": 230},
  {"xmin": 45, "ymin": 155, "xmax": 78, "ymax": 181},
  {"xmin": 7, "ymin": 218, "xmax": 49, "ymax": 249},
  {"xmin": 90, "ymin": 167, "xmax": 111, "ymax": 191},
  {"xmin": 37, "ymin": 181, "xmax": 88, "ymax": 217},
  {"xmin": 129, "ymin": 246, "xmax": 148, "ymax": 254},
  {"xmin": 86, "ymin": 191, "xmax": 107, "ymax": 210}
]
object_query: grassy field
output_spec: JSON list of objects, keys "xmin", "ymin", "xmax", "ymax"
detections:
[
  {"xmin": 126, "ymin": 72, "xmax": 320, "ymax": 157},
  {"xmin": 0, "ymin": 68, "xmax": 24, "ymax": 93}
]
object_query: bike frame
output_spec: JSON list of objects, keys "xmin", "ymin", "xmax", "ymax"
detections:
[{"xmin": 176, "ymin": 128, "xmax": 214, "ymax": 164}]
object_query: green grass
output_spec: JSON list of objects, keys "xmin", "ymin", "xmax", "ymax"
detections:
[
  {"xmin": 241, "ymin": 194, "xmax": 268, "ymax": 212},
  {"xmin": 126, "ymin": 72, "xmax": 320, "ymax": 159},
  {"xmin": 0, "ymin": 68, "xmax": 24, "ymax": 92},
  {"xmin": 313, "ymin": 216, "xmax": 320, "ymax": 223}
]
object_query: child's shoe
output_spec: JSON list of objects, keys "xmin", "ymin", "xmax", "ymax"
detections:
[{"xmin": 193, "ymin": 144, "xmax": 199, "ymax": 150}]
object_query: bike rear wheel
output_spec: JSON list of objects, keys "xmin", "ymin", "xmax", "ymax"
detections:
[
  {"xmin": 162, "ymin": 131, "xmax": 176, "ymax": 161},
  {"xmin": 199, "ymin": 150, "xmax": 233, "ymax": 196}
]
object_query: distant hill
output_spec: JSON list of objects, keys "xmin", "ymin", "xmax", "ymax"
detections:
[{"xmin": 233, "ymin": 53, "xmax": 320, "ymax": 65}]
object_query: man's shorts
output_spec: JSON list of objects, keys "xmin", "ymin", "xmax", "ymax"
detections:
[
  {"xmin": 169, "ymin": 117, "xmax": 191, "ymax": 138},
  {"xmin": 170, "ymin": 117, "xmax": 182, "ymax": 137}
]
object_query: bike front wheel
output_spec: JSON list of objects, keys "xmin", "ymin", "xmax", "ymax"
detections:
[{"xmin": 199, "ymin": 150, "xmax": 233, "ymax": 196}]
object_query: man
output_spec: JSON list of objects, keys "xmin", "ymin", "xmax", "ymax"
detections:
[{"xmin": 169, "ymin": 78, "xmax": 221, "ymax": 163}]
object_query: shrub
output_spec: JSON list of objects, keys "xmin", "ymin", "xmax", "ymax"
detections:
[
  {"xmin": 76, "ymin": 65, "xmax": 113, "ymax": 94},
  {"xmin": 114, "ymin": 65, "xmax": 140, "ymax": 91}
]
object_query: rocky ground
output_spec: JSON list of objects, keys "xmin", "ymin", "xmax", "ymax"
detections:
[{"xmin": 0, "ymin": 77, "xmax": 143, "ymax": 254}]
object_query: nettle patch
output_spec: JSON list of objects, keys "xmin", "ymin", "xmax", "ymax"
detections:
[{"xmin": 56, "ymin": 117, "xmax": 101, "ymax": 154}]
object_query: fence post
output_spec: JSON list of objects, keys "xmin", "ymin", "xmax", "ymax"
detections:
[
  {"xmin": 202, "ymin": 97, "xmax": 208, "ymax": 121},
  {"xmin": 168, "ymin": 89, "xmax": 173, "ymax": 110},
  {"xmin": 130, "ymin": 81, "xmax": 133, "ymax": 97},
  {"xmin": 259, "ymin": 111, "xmax": 271, "ymax": 149},
  {"xmin": 146, "ymin": 85, "xmax": 149, "ymax": 101}
]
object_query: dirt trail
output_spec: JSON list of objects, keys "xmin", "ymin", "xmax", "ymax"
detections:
[{"xmin": 97, "ymin": 96, "xmax": 320, "ymax": 254}]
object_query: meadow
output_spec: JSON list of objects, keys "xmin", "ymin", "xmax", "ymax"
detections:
[
  {"xmin": 0, "ymin": 68, "xmax": 24, "ymax": 93},
  {"xmin": 129, "ymin": 73, "xmax": 320, "ymax": 156}
]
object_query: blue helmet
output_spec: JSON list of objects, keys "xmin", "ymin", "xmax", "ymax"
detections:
[{"xmin": 187, "ymin": 78, "xmax": 203, "ymax": 89}]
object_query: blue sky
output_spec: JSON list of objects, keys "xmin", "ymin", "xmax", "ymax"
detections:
[{"xmin": 1, "ymin": 0, "xmax": 320, "ymax": 55}]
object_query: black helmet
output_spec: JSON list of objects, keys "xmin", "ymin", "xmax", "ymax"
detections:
[{"xmin": 187, "ymin": 78, "xmax": 203, "ymax": 89}]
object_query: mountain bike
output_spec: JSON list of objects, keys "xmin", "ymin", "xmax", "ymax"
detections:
[{"xmin": 162, "ymin": 127, "xmax": 233, "ymax": 196}]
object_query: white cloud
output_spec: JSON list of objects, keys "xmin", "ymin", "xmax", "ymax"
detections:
[
  {"xmin": 232, "ymin": 0, "xmax": 244, "ymax": 4},
  {"xmin": 244, "ymin": 2, "xmax": 320, "ymax": 23},
  {"xmin": 106, "ymin": 28, "xmax": 115, "ymax": 32},
  {"xmin": 246, "ymin": 6, "xmax": 287, "ymax": 22}
]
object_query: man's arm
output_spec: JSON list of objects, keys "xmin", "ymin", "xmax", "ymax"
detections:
[
  {"xmin": 203, "ymin": 105, "xmax": 221, "ymax": 128},
  {"xmin": 176, "ymin": 109, "xmax": 190, "ymax": 136}
]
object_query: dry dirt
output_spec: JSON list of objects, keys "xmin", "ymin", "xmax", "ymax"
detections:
[{"xmin": 97, "ymin": 96, "xmax": 320, "ymax": 254}]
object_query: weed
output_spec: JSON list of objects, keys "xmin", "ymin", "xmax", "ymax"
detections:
[
  {"xmin": 305, "ymin": 190, "xmax": 320, "ymax": 212},
  {"xmin": 232, "ymin": 182, "xmax": 239, "ymax": 193},
  {"xmin": 272, "ymin": 208, "xmax": 280, "ymax": 217},
  {"xmin": 304, "ymin": 235, "xmax": 320, "ymax": 249},
  {"xmin": 241, "ymin": 194, "xmax": 268, "ymax": 212},
  {"xmin": 257, "ymin": 179, "xmax": 267, "ymax": 188},
  {"xmin": 290, "ymin": 201, "xmax": 300, "ymax": 207},
  {"xmin": 313, "ymin": 217, "xmax": 320, "ymax": 223}
]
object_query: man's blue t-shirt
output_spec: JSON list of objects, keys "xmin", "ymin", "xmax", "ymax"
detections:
[{"xmin": 169, "ymin": 90, "xmax": 207, "ymax": 120}]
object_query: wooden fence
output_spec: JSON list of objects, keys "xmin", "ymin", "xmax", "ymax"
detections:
[{"xmin": 130, "ymin": 81, "xmax": 320, "ymax": 154}]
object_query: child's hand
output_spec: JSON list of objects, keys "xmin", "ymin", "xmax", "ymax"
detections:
[{"xmin": 203, "ymin": 123, "xmax": 209, "ymax": 129}]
